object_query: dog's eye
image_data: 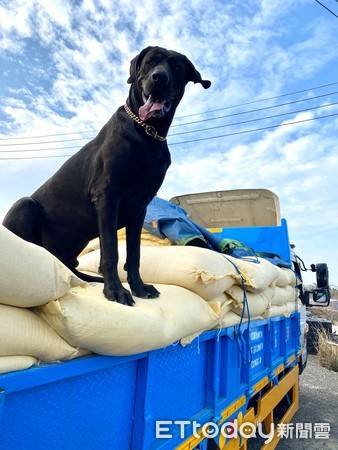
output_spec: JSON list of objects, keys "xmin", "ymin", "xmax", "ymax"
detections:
[
  {"xmin": 147, "ymin": 58, "xmax": 161, "ymax": 67},
  {"xmin": 170, "ymin": 59, "xmax": 181, "ymax": 72}
]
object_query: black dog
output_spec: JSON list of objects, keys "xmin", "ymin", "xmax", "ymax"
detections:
[{"xmin": 3, "ymin": 46, "xmax": 211, "ymax": 306}]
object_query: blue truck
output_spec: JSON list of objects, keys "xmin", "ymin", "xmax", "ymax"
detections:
[{"xmin": 0, "ymin": 189, "xmax": 330, "ymax": 450}]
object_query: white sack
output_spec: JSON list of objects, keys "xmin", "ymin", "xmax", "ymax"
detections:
[
  {"xmin": 0, "ymin": 225, "xmax": 84, "ymax": 307},
  {"xmin": 227, "ymin": 285, "xmax": 273, "ymax": 318},
  {"xmin": 0, "ymin": 355, "xmax": 37, "ymax": 374},
  {"xmin": 79, "ymin": 229, "xmax": 170, "ymax": 258},
  {"xmin": 0, "ymin": 304, "xmax": 79, "ymax": 361},
  {"xmin": 117, "ymin": 228, "xmax": 171, "ymax": 247},
  {"xmin": 215, "ymin": 312, "xmax": 263, "ymax": 329},
  {"xmin": 34, "ymin": 283, "xmax": 220, "ymax": 356},
  {"xmin": 274, "ymin": 268, "xmax": 296, "ymax": 288},
  {"xmin": 288, "ymin": 270, "xmax": 297, "ymax": 287},
  {"xmin": 78, "ymin": 237, "xmax": 100, "ymax": 256},
  {"xmin": 208, "ymin": 293, "xmax": 233, "ymax": 320},
  {"xmin": 262, "ymin": 305, "xmax": 289, "ymax": 318},
  {"xmin": 78, "ymin": 246, "xmax": 237, "ymax": 301},
  {"xmin": 287, "ymin": 300, "xmax": 302, "ymax": 314},
  {"xmin": 271, "ymin": 285, "xmax": 297, "ymax": 306},
  {"xmin": 225, "ymin": 255, "xmax": 280, "ymax": 292}
]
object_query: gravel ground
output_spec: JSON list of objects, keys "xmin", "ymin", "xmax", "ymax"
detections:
[{"xmin": 276, "ymin": 354, "xmax": 338, "ymax": 450}]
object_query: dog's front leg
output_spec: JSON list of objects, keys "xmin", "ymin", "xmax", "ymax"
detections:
[
  {"xmin": 96, "ymin": 196, "xmax": 135, "ymax": 306},
  {"xmin": 124, "ymin": 212, "xmax": 160, "ymax": 299}
]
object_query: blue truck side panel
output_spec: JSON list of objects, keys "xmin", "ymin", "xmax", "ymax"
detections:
[
  {"xmin": 0, "ymin": 313, "xmax": 300, "ymax": 450},
  {"xmin": 217, "ymin": 218, "xmax": 291, "ymax": 264}
]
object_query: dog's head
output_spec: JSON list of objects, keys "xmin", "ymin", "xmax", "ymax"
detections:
[{"xmin": 127, "ymin": 46, "xmax": 211, "ymax": 121}]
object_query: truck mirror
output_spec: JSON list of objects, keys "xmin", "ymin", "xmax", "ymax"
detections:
[
  {"xmin": 316, "ymin": 263, "xmax": 329, "ymax": 289},
  {"xmin": 312, "ymin": 288, "xmax": 330, "ymax": 306}
]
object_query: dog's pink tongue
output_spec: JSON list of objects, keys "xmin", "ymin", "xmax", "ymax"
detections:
[{"xmin": 139, "ymin": 97, "xmax": 166, "ymax": 121}]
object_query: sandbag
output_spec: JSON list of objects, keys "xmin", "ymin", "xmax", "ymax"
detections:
[
  {"xmin": 0, "ymin": 304, "xmax": 79, "ymax": 361},
  {"xmin": 34, "ymin": 283, "xmax": 220, "ymax": 356},
  {"xmin": 0, "ymin": 225, "xmax": 84, "ymax": 307},
  {"xmin": 78, "ymin": 237, "xmax": 100, "ymax": 256},
  {"xmin": 289, "ymin": 270, "xmax": 297, "ymax": 287},
  {"xmin": 118, "ymin": 227, "xmax": 171, "ymax": 247},
  {"xmin": 227, "ymin": 285, "xmax": 273, "ymax": 318},
  {"xmin": 287, "ymin": 300, "xmax": 302, "ymax": 314},
  {"xmin": 262, "ymin": 304, "xmax": 289, "ymax": 318},
  {"xmin": 79, "ymin": 229, "xmax": 171, "ymax": 258},
  {"xmin": 215, "ymin": 311, "xmax": 263, "ymax": 329},
  {"xmin": 271, "ymin": 285, "xmax": 297, "ymax": 306},
  {"xmin": 208, "ymin": 293, "xmax": 233, "ymax": 319},
  {"xmin": 78, "ymin": 246, "xmax": 237, "ymax": 301},
  {"xmin": 274, "ymin": 268, "xmax": 295, "ymax": 288},
  {"xmin": 225, "ymin": 255, "xmax": 280, "ymax": 292},
  {"xmin": 0, "ymin": 355, "xmax": 38, "ymax": 374}
]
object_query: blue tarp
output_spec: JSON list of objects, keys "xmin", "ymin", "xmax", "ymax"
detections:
[
  {"xmin": 144, "ymin": 196, "xmax": 242, "ymax": 253},
  {"xmin": 144, "ymin": 196, "xmax": 291, "ymax": 268}
]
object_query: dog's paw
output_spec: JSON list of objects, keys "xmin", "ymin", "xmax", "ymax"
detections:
[
  {"xmin": 131, "ymin": 283, "xmax": 160, "ymax": 299},
  {"xmin": 104, "ymin": 286, "xmax": 135, "ymax": 306}
]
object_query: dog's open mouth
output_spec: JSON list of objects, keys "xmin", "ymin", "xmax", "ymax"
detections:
[{"xmin": 139, "ymin": 95, "xmax": 171, "ymax": 121}]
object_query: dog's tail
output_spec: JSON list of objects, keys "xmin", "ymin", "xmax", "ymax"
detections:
[{"xmin": 72, "ymin": 269, "xmax": 104, "ymax": 284}]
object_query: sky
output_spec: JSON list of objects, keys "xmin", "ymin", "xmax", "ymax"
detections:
[{"xmin": 0, "ymin": 0, "xmax": 338, "ymax": 287}]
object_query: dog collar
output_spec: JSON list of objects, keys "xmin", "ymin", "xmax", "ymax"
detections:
[{"xmin": 124, "ymin": 104, "xmax": 167, "ymax": 142}]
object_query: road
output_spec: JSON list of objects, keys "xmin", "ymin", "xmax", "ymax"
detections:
[{"xmin": 276, "ymin": 354, "xmax": 338, "ymax": 450}]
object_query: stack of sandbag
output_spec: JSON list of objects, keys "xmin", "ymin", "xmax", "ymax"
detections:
[
  {"xmin": 34, "ymin": 283, "xmax": 219, "ymax": 356},
  {"xmin": 77, "ymin": 245, "xmax": 300, "ymax": 329},
  {"xmin": 78, "ymin": 245, "xmax": 238, "ymax": 300},
  {"xmin": 1, "ymin": 223, "xmax": 300, "ymax": 375},
  {"xmin": 223, "ymin": 255, "xmax": 300, "ymax": 321},
  {"xmin": 78, "ymin": 245, "xmax": 240, "ymax": 325},
  {"xmin": 0, "ymin": 225, "xmax": 87, "ymax": 374},
  {"xmin": 0, "ymin": 226, "xmax": 220, "ymax": 374},
  {"xmin": 79, "ymin": 228, "xmax": 171, "ymax": 258}
]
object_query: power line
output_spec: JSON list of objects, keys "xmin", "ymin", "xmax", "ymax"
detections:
[
  {"xmin": 0, "ymin": 154, "xmax": 73, "ymax": 160},
  {"xmin": 315, "ymin": 0, "xmax": 338, "ymax": 19},
  {"xmin": 0, "ymin": 130, "xmax": 97, "ymax": 141},
  {"xmin": 169, "ymin": 101, "xmax": 338, "ymax": 137},
  {"xmin": 175, "ymin": 81, "xmax": 338, "ymax": 119},
  {"xmin": 0, "ymin": 137, "xmax": 90, "ymax": 147},
  {"xmin": 1, "ymin": 80, "xmax": 338, "ymax": 142},
  {"xmin": 1, "ymin": 90, "xmax": 338, "ymax": 147},
  {"xmin": 169, "ymin": 112, "xmax": 338, "ymax": 146},
  {"xmin": 0, "ymin": 145, "xmax": 82, "ymax": 153},
  {"xmin": 1, "ymin": 100, "xmax": 337, "ymax": 153},
  {"xmin": 171, "ymin": 90, "xmax": 338, "ymax": 128},
  {"xmin": 1, "ymin": 111, "xmax": 337, "ymax": 160}
]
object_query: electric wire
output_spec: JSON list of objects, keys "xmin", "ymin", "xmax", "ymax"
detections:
[
  {"xmin": 169, "ymin": 111, "xmax": 338, "ymax": 146},
  {"xmin": 1, "ymin": 81, "xmax": 338, "ymax": 142},
  {"xmin": 1, "ymin": 81, "xmax": 338, "ymax": 160},
  {"xmin": 315, "ymin": 0, "xmax": 338, "ymax": 19},
  {"xmin": 1, "ymin": 111, "xmax": 337, "ymax": 160},
  {"xmin": 1, "ymin": 91, "xmax": 338, "ymax": 148},
  {"xmin": 1, "ymin": 100, "xmax": 337, "ymax": 152},
  {"xmin": 169, "ymin": 101, "xmax": 338, "ymax": 137}
]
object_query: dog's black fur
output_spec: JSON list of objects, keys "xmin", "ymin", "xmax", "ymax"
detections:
[{"xmin": 3, "ymin": 46, "xmax": 211, "ymax": 306}]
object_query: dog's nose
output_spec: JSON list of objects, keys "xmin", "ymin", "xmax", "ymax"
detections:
[{"xmin": 151, "ymin": 70, "xmax": 169, "ymax": 84}]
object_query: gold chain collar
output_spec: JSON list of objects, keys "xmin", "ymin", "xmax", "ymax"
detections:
[{"xmin": 124, "ymin": 104, "xmax": 167, "ymax": 142}]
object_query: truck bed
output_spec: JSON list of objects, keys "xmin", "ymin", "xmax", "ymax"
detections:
[{"xmin": 0, "ymin": 313, "xmax": 300, "ymax": 450}]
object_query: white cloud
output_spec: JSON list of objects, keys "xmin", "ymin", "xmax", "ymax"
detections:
[{"xmin": 0, "ymin": 0, "xmax": 338, "ymax": 284}]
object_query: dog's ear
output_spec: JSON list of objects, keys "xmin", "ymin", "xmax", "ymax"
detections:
[
  {"xmin": 185, "ymin": 57, "xmax": 211, "ymax": 89},
  {"xmin": 127, "ymin": 46, "xmax": 154, "ymax": 84}
]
